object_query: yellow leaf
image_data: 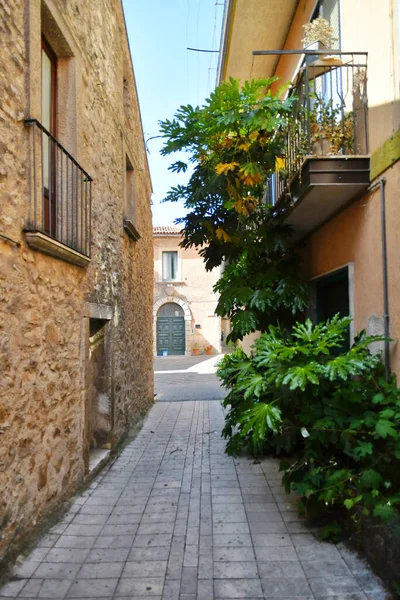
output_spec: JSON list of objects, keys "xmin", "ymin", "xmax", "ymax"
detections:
[
  {"xmin": 215, "ymin": 162, "xmax": 239, "ymax": 176},
  {"xmin": 238, "ymin": 141, "xmax": 251, "ymax": 152},
  {"xmin": 232, "ymin": 200, "xmax": 248, "ymax": 215},
  {"xmin": 215, "ymin": 227, "xmax": 231, "ymax": 242},
  {"xmin": 275, "ymin": 157, "xmax": 285, "ymax": 172},
  {"xmin": 239, "ymin": 172, "xmax": 263, "ymax": 186}
]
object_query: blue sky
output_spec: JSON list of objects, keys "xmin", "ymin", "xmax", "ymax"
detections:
[{"xmin": 122, "ymin": 0, "xmax": 224, "ymax": 226}]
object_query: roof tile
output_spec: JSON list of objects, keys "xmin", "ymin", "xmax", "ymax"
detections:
[{"xmin": 153, "ymin": 225, "xmax": 182, "ymax": 235}]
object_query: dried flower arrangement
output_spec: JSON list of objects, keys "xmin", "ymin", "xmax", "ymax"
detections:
[{"xmin": 302, "ymin": 16, "xmax": 337, "ymax": 49}]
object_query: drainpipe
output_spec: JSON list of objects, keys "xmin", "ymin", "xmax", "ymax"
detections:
[
  {"xmin": 216, "ymin": 0, "xmax": 233, "ymax": 85},
  {"xmin": 368, "ymin": 178, "xmax": 390, "ymax": 379},
  {"xmin": 379, "ymin": 178, "xmax": 390, "ymax": 380}
]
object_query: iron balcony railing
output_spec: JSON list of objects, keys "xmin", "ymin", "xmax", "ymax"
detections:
[
  {"xmin": 25, "ymin": 119, "xmax": 92, "ymax": 257},
  {"xmin": 265, "ymin": 51, "xmax": 368, "ymax": 207}
]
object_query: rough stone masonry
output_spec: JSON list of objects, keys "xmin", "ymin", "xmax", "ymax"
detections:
[{"xmin": 0, "ymin": 0, "xmax": 153, "ymax": 560}]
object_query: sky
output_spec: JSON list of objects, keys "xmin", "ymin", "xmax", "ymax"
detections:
[{"xmin": 122, "ymin": 0, "xmax": 225, "ymax": 226}]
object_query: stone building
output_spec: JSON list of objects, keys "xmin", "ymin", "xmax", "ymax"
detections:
[
  {"xmin": 219, "ymin": 0, "xmax": 400, "ymax": 370},
  {"xmin": 153, "ymin": 226, "xmax": 223, "ymax": 356},
  {"xmin": 0, "ymin": 0, "xmax": 153, "ymax": 559}
]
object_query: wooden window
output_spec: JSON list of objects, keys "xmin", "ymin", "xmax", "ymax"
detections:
[{"xmin": 41, "ymin": 36, "xmax": 57, "ymax": 237}]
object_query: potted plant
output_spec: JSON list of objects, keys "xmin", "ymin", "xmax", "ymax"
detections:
[
  {"xmin": 204, "ymin": 344, "xmax": 213, "ymax": 356},
  {"xmin": 308, "ymin": 99, "xmax": 354, "ymax": 156},
  {"xmin": 192, "ymin": 343, "xmax": 200, "ymax": 356},
  {"xmin": 288, "ymin": 98, "xmax": 354, "ymax": 163}
]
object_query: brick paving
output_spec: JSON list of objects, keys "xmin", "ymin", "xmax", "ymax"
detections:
[{"xmin": 0, "ymin": 401, "xmax": 391, "ymax": 599}]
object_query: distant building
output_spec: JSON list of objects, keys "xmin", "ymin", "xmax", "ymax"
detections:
[
  {"xmin": 0, "ymin": 0, "xmax": 153, "ymax": 558},
  {"xmin": 153, "ymin": 226, "xmax": 223, "ymax": 355}
]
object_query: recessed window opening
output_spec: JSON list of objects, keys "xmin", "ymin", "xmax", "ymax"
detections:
[
  {"xmin": 162, "ymin": 251, "xmax": 178, "ymax": 281},
  {"xmin": 125, "ymin": 155, "xmax": 135, "ymax": 225},
  {"xmin": 42, "ymin": 35, "xmax": 57, "ymax": 237}
]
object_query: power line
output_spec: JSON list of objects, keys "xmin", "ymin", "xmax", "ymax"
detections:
[{"xmin": 187, "ymin": 47, "xmax": 219, "ymax": 53}]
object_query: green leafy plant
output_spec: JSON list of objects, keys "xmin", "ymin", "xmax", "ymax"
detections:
[
  {"xmin": 213, "ymin": 205, "xmax": 308, "ymax": 341},
  {"xmin": 308, "ymin": 99, "xmax": 354, "ymax": 156},
  {"xmin": 160, "ymin": 77, "xmax": 293, "ymax": 269},
  {"xmin": 160, "ymin": 78, "xmax": 308, "ymax": 341},
  {"xmin": 217, "ymin": 315, "xmax": 400, "ymax": 523},
  {"xmin": 286, "ymin": 98, "xmax": 355, "ymax": 176}
]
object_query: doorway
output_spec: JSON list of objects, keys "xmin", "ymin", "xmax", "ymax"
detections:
[
  {"xmin": 86, "ymin": 318, "xmax": 112, "ymax": 471},
  {"xmin": 315, "ymin": 266, "xmax": 351, "ymax": 350},
  {"xmin": 157, "ymin": 303, "xmax": 185, "ymax": 355}
]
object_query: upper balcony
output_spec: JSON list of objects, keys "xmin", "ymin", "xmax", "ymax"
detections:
[
  {"xmin": 265, "ymin": 51, "xmax": 370, "ymax": 240},
  {"xmin": 24, "ymin": 119, "xmax": 92, "ymax": 267}
]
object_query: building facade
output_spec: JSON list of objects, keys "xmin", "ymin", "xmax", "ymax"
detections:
[
  {"xmin": 0, "ymin": 0, "xmax": 153, "ymax": 559},
  {"xmin": 218, "ymin": 0, "xmax": 400, "ymax": 372},
  {"xmin": 153, "ymin": 226, "xmax": 223, "ymax": 356}
]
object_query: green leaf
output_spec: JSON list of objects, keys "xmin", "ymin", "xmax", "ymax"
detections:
[
  {"xmin": 373, "ymin": 503, "xmax": 398, "ymax": 521},
  {"xmin": 360, "ymin": 469, "xmax": 382, "ymax": 489},
  {"xmin": 282, "ymin": 363, "xmax": 322, "ymax": 391},
  {"xmin": 344, "ymin": 495, "xmax": 363, "ymax": 510},
  {"xmin": 353, "ymin": 441, "xmax": 374, "ymax": 459},
  {"xmin": 238, "ymin": 402, "xmax": 282, "ymax": 445},
  {"xmin": 375, "ymin": 419, "xmax": 397, "ymax": 438}
]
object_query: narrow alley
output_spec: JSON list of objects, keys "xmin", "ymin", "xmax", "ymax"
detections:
[{"xmin": 0, "ymin": 395, "xmax": 390, "ymax": 599}]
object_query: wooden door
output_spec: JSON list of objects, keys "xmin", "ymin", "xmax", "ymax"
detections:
[{"xmin": 157, "ymin": 316, "xmax": 185, "ymax": 355}]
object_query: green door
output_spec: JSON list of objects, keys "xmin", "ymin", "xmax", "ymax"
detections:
[{"xmin": 156, "ymin": 303, "xmax": 186, "ymax": 355}]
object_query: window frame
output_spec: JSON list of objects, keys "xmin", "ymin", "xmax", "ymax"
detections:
[
  {"xmin": 41, "ymin": 35, "xmax": 57, "ymax": 136},
  {"xmin": 41, "ymin": 35, "xmax": 57, "ymax": 237},
  {"xmin": 162, "ymin": 250, "xmax": 179, "ymax": 282}
]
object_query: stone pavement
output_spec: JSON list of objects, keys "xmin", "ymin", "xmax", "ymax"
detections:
[
  {"xmin": 0, "ymin": 401, "xmax": 390, "ymax": 599},
  {"xmin": 154, "ymin": 355, "xmax": 226, "ymax": 402}
]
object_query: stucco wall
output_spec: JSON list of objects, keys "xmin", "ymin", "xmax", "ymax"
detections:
[
  {"xmin": 272, "ymin": 0, "xmax": 400, "ymax": 154},
  {"xmin": 153, "ymin": 235, "xmax": 222, "ymax": 354},
  {"xmin": 221, "ymin": 0, "xmax": 400, "ymax": 375},
  {"xmin": 301, "ymin": 162, "xmax": 400, "ymax": 374},
  {"xmin": 0, "ymin": 0, "xmax": 153, "ymax": 558}
]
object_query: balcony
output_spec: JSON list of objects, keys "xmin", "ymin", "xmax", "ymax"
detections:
[
  {"xmin": 25, "ymin": 119, "xmax": 92, "ymax": 266},
  {"xmin": 266, "ymin": 52, "xmax": 370, "ymax": 240}
]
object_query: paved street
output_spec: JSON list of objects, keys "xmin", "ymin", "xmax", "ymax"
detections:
[
  {"xmin": 154, "ymin": 355, "xmax": 226, "ymax": 402},
  {"xmin": 0, "ymin": 401, "xmax": 390, "ymax": 599}
]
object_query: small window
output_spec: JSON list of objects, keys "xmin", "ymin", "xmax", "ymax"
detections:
[
  {"xmin": 125, "ymin": 155, "xmax": 135, "ymax": 225},
  {"xmin": 162, "ymin": 251, "xmax": 178, "ymax": 281}
]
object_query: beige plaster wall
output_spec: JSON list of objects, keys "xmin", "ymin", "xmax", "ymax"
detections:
[
  {"xmin": 220, "ymin": 0, "xmax": 400, "ymax": 377},
  {"xmin": 0, "ymin": 0, "xmax": 153, "ymax": 558},
  {"xmin": 153, "ymin": 235, "xmax": 222, "ymax": 355},
  {"xmin": 272, "ymin": 0, "xmax": 400, "ymax": 153},
  {"xmin": 302, "ymin": 162, "xmax": 400, "ymax": 374},
  {"xmin": 340, "ymin": 0, "xmax": 399, "ymax": 154}
]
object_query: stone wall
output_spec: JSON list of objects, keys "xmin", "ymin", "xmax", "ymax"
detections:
[{"xmin": 0, "ymin": 0, "xmax": 153, "ymax": 559}]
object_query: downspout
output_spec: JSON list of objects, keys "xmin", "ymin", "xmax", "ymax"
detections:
[
  {"xmin": 379, "ymin": 178, "xmax": 390, "ymax": 380},
  {"xmin": 368, "ymin": 178, "xmax": 390, "ymax": 379},
  {"xmin": 216, "ymin": 0, "xmax": 233, "ymax": 85}
]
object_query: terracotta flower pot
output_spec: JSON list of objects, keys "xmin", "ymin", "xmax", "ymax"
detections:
[{"xmin": 192, "ymin": 348, "xmax": 200, "ymax": 356}]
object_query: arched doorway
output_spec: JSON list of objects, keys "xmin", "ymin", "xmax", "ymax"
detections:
[{"xmin": 157, "ymin": 303, "xmax": 185, "ymax": 355}]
